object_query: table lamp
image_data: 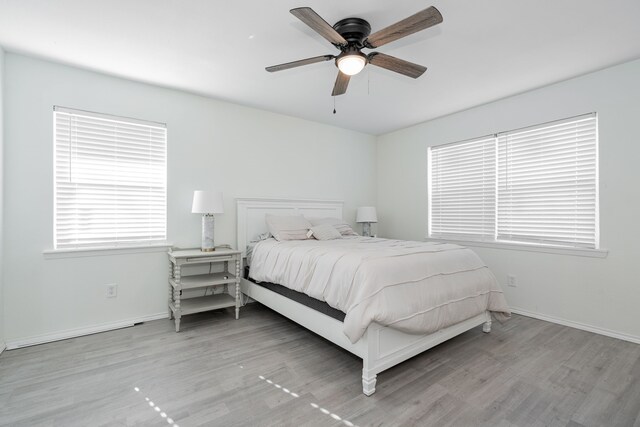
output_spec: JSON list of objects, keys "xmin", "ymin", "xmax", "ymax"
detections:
[
  {"xmin": 356, "ymin": 206, "xmax": 377, "ymax": 237},
  {"xmin": 192, "ymin": 190, "xmax": 224, "ymax": 251}
]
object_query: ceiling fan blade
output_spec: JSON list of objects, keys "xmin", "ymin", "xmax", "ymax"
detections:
[
  {"xmin": 368, "ymin": 52, "xmax": 427, "ymax": 78},
  {"xmin": 266, "ymin": 55, "xmax": 334, "ymax": 72},
  {"xmin": 332, "ymin": 71, "xmax": 350, "ymax": 96},
  {"xmin": 290, "ymin": 7, "xmax": 347, "ymax": 46},
  {"xmin": 365, "ymin": 6, "xmax": 443, "ymax": 48}
]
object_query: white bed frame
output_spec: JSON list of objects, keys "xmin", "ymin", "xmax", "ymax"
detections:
[{"xmin": 237, "ymin": 198, "xmax": 491, "ymax": 396}]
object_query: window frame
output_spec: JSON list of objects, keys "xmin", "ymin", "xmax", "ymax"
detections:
[
  {"xmin": 52, "ymin": 106, "xmax": 169, "ymax": 252},
  {"xmin": 427, "ymin": 113, "xmax": 604, "ymax": 256}
]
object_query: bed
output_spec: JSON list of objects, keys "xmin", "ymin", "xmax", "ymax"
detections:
[{"xmin": 237, "ymin": 198, "xmax": 510, "ymax": 396}]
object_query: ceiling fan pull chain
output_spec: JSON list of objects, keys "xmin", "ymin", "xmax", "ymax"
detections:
[{"xmin": 333, "ymin": 96, "xmax": 337, "ymax": 114}]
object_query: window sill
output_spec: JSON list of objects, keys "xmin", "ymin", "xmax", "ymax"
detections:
[
  {"xmin": 43, "ymin": 243, "xmax": 173, "ymax": 259},
  {"xmin": 426, "ymin": 238, "xmax": 608, "ymax": 259}
]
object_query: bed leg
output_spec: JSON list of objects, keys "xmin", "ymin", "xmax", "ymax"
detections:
[
  {"xmin": 362, "ymin": 370, "xmax": 377, "ymax": 396},
  {"xmin": 482, "ymin": 320, "xmax": 492, "ymax": 333}
]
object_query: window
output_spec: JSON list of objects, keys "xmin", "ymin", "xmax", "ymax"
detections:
[
  {"xmin": 428, "ymin": 113, "xmax": 598, "ymax": 249},
  {"xmin": 428, "ymin": 136, "xmax": 496, "ymax": 240},
  {"xmin": 54, "ymin": 106, "xmax": 167, "ymax": 249}
]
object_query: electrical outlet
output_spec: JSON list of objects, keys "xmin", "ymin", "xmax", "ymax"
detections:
[
  {"xmin": 105, "ymin": 284, "xmax": 118, "ymax": 298},
  {"xmin": 507, "ymin": 275, "xmax": 517, "ymax": 287}
]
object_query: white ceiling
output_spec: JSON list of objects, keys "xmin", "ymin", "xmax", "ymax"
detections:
[{"xmin": 1, "ymin": 1, "xmax": 639, "ymax": 135}]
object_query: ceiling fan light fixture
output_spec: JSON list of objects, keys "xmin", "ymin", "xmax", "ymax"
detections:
[{"xmin": 336, "ymin": 52, "xmax": 367, "ymax": 76}]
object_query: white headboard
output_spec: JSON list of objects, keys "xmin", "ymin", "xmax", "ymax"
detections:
[{"xmin": 236, "ymin": 198, "xmax": 344, "ymax": 257}]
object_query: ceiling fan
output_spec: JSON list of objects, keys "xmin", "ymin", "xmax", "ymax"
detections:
[{"xmin": 266, "ymin": 6, "xmax": 443, "ymax": 96}]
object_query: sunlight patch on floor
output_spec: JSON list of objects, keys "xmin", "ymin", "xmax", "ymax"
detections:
[
  {"xmin": 134, "ymin": 386, "xmax": 179, "ymax": 427},
  {"xmin": 256, "ymin": 374, "xmax": 357, "ymax": 426}
]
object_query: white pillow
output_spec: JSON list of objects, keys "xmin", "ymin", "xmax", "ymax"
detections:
[
  {"xmin": 308, "ymin": 224, "xmax": 342, "ymax": 241},
  {"xmin": 265, "ymin": 214, "xmax": 312, "ymax": 241},
  {"xmin": 306, "ymin": 217, "xmax": 358, "ymax": 236}
]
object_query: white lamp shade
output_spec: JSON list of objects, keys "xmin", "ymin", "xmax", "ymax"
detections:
[
  {"xmin": 191, "ymin": 190, "xmax": 224, "ymax": 214},
  {"xmin": 356, "ymin": 206, "xmax": 378, "ymax": 223}
]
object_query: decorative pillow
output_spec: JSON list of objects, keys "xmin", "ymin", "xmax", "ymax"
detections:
[
  {"xmin": 306, "ymin": 217, "xmax": 359, "ymax": 236},
  {"xmin": 308, "ymin": 224, "xmax": 342, "ymax": 241},
  {"xmin": 265, "ymin": 214, "xmax": 312, "ymax": 241},
  {"xmin": 255, "ymin": 231, "xmax": 272, "ymax": 241}
]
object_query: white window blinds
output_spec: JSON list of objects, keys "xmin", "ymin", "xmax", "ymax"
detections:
[
  {"xmin": 428, "ymin": 136, "xmax": 496, "ymax": 240},
  {"xmin": 428, "ymin": 113, "xmax": 599, "ymax": 250},
  {"xmin": 497, "ymin": 114, "xmax": 598, "ymax": 249},
  {"xmin": 54, "ymin": 106, "xmax": 167, "ymax": 249}
]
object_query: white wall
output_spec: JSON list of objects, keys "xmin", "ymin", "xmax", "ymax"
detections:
[
  {"xmin": 0, "ymin": 47, "xmax": 5, "ymax": 352},
  {"xmin": 377, "ymin": 58, "xmax": 640, "ymax": 342},
  {"xmin": 3, "ymin": 54, "xmax": 377, "ymax": 345},
  {"xmin": 6, "ymin": 51, "xmax": 639, "ymax": 348}
]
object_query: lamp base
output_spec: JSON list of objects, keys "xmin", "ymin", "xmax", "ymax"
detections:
[
  {"xmin": 201, "ymin": 214, "xmax": 216, "ymax": 251},
  {"xmin": 362, "ymin": 222, "xmax": 372, "ymax": 237}
]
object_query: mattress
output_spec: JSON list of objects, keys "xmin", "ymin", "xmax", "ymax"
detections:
[{"xmin": 244, "ymin": 267, "xmax": 346, "ymax": 322}]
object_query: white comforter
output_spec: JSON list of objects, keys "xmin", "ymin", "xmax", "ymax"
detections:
[{"xmin": 249, "ymin": 237, "xmax": 510, "ymax": 343}]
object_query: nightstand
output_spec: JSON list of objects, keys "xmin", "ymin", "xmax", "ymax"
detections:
[{"xmin": 168, "ymin": 248, "xmax": 242, "ymax": 332}]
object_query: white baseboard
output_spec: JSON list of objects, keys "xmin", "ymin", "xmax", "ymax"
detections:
[
  {"xmin": 5, "ymin": 312, "xmax": 169, "ymax": 350},
  {"xmin": 511, "ymin": 307, "xmax": 640, "ymax": 345}
]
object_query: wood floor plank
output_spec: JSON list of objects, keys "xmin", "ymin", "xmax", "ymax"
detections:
[{"xmin": 1, "ymin": 304, "xmax": 638, "ymax": 426}]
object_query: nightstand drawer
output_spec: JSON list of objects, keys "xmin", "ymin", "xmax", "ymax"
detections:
[{"xmin": 185, "ymin": 255, "xmax": 234, "ymax": 263}]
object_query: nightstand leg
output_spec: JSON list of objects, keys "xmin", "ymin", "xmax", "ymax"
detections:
[
  {"xmin": 174, "ymin": 265, "xmax": 182, "ymax": 332},
  {"xmin": 174, "ymin": 288, "xmax": 181, "ymax": 332},
  {"xmin": 168, "ymin": 261, "xmax": 174, "ymax": 319},
  {"xmin": 235, "ymin": 259, "xmax": 240, "ymax": 320}
]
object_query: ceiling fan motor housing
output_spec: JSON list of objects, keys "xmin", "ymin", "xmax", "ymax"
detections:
[{"xmin": 332, "ymin": 17, "xmax": 371, "ymax": 48}]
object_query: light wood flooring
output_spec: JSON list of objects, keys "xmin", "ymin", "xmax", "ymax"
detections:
[{"xmin": 1, "ymin": 304, "xmax": 639, "ymax": 427}]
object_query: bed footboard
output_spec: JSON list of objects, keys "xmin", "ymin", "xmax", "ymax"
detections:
[
  {"xmin": 359, "ymin": 311, "xmax": 491, "ymax": 395},
  {"xmin": 243, "ymin": 278, "xmax": 491, "ymax": 396}
]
